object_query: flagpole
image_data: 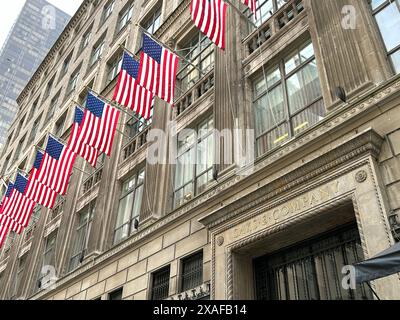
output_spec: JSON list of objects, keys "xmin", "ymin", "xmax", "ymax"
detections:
[
  {"xmin": 224, "ymin": 0, "xmax": 258, "ymax": 28},
  {"xmin": 135, "ymin": 24, "xmax": 206, "ymax": 77}
]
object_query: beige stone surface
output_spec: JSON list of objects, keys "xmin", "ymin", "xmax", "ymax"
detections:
[
  {"xmin": 117, "ymin": 250, "xmax": 139, "ymax": 272},
  {"xmin": 65, "ymin": 281, "xmax": 82, "ymax": 299},
  {"xmin": 105, "ymin": 270, "xmax": 127, "ymax": 292},
  {"xmin": 123, "ymin": 274, "xmax": 148, "ymax": 297},
  {"xmin": 127, "ymin": 260, "xmax": 147, "ymax": 282},
  {"xmin": 86, "ymin": 281, "xmax": 106, "ymax": 300},
  {"xmin": 175, "ymin": 229, "xmax": 208, "ymax": 257},
  {"xmin": 147, "ymin": 245, "xmax": 175, "ymax": 272},
  {"xmin": 138, "ymin": 238, "xmax": 163, "ymax": 261},
  {"xmin": 98, "ymin": 261, "xmax": 118, "ymax": 282},
  {"xmin": 81, "ymin": 272, "xmax": 99, "ymax": 291},
  {"xmin": 163, "ymin": 222, "xmax": 190, "ymax": 247}
]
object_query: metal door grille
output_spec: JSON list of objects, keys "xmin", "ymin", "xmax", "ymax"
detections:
[
  {"xmin": 152, "ymin": 266, "xmax": 170, "ymax": 300},
  {"xmin": 254, "ymin": 225, "xmax": 373, "ymax": 300}
]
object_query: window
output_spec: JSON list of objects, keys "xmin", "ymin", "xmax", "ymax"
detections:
[
  {"xmin": 371, "ymin": 0, "xmax": 400, "ymax": 74},
  {"xmin": 45, "ymin": 91, "xmax": 60, "ymax": 122},
  {"xmin": 54, "ymin": 112, "xmax": 67, "ymax": 138},
  {"xmin": 142, "ymin": 7, "xmax": 162, "ymax": 35},
  {"xmin": 124, "ymin": 104, "xmax": 154, "ymax": 139},
  {"xmin": 12, "ymin": 255, "xmax": 27, "ymax": 298},
  {"xmin": 114, "ymin": 169, "xmax": 145, "ymax": 244},
  {"xmin": 69, "ymin": 203, "xmax": 95, "ymax": 271},
  {"xmin": 16, "ymin": 115, "xmax": 26, "ymax": 135},
  {"xmin": 102, "ymin": 0, "xmax": 115, "ymax": 22},
  {"xmin": 44, "ymin": 75, "xmax": 55, "ymax": 99},
  {"xmin": 38, "ymin": 231, "xmax": 57, "ymax": 290},
  {"xmin": 106, "ymin": 52, "xmax": 123, "ymax": 86},
  {"xmin": 61, "ymin": 53, "xmax": 73, "ymax": 77},
  {"xmin": 109, "ymin": 288, "xmax": 123, "ymax": 300},
  {"xmin": 2, "ymin": 154, "xmax": 11, "ymax": 175},
  {"xmin": 2, "ymin": 130, "xmax": 14, "ymax": 157},
  {"xmin": 174, "ymin": 116, "xmax": 214, "ymax": 208},
  {"xmin": 67, "ymin": 67, "xmax": 81, "ymax": 94},
  {"xmin": 252, "ymin": 41, "xmax": 324, "ymax": 155},
  {"xmin": 151, "ymin": 266, "xmax": 170, "ymax": 300},
  {"xmin": 90, "ymin": 38, "xmax": 105, "ymax": 66},
  {"xmin": 81, "ymin": 28, "xmax": 92, "ymax": 51},
  {"xmin": 13, "ymin": 134, "xmax": 26, "ymax": 161},
  {"xmin": 29, "ymin": 98, "xmax": 40, "ymax": 119},
  {"xmin": 178, "ymin": 32, "xmax": 214, "ymax": 92},
  {"xmin": 116, "ymin": 2, "xmax": 134, "ymax": 34},
  {"xmin": 246, "ymin": 0, "xmax": 286, "ymax": 26},
  {"xmin": 29, "ymin": 115, "xmax": 42, "ymax": 144},
  {"xmin": 181, "ymin": 251, "xmax": 203, "ymax": 292}
]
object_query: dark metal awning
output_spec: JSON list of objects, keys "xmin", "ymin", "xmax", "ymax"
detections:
[{"xmin": 354, "ymin": 242, "xmax": 400, "ymax": 284}]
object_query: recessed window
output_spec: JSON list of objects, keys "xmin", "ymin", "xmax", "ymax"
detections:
[
  {"xmin": 252, "ymin": 40, "xmax": 324, "ymax": 155},
  {"xmin": 151, "ymin": 266, "xmax": 170, "ymax": 300},
  {"xmin": 174, "ymin": 116, "xmax": 214, "ymax": 208},
  {"xmin": 37, "ymin": 231, "xmax": 57, "ymax": 291},
  {"xmin": 67, "ymin": 67, "xmax": 81, "ymax": 94},
  {"xmin": 181, "ymin": 251, "xmax": 203, "ymax": 292},
  {"xmin": 371, "ymin": 0, "xmax": 400, "ymax": 74},
  {"xmin": 90, "ymin": 37, "xmax": 106, "ymax": 67},
  {"xmin": 102, "ymin": 0, "xmax": 115, "ymax": 22},
  {"xmin": 114, "ymin": 169, "xmax": 145, "ymax": 244},
  {"xmin": 142, "ymin": 7, "xmax": 162, "ymax": 35},
  {"xmin": 178, "ymin": 32, "xmax": 214, "ymax": 92},
  {"xmin": 108, "ymin": 288, "xmax": 123, "ymax": 300},
  {"xmin": 106, "ymin": 52, "xmax": 123, "ymax": 86},
  {"xmin": 245, "ymin": 0, "xmax": 287, "ymax": 27},
  {"xmin": 69, "ymin": 203, "xmax": 95, "ymax": 271},
  {"xmin": 116, "ymin": 2, "xmax": 134, "ymax": 34},
  {"xmin": 81, "ymin": 28, "xmax": 93, "ymax": 51}
]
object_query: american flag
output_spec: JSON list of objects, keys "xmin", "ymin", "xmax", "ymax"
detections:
[
  {"xmin": 25, "ymin": 151, "xmax": 58, "ymax": 209},
  {"xmin": 78, "ymin": 93, "xmax": 120, "ymax": 156},
  {"xmin": 0, "ymin": 216, "xmax": 22, "ymax": 248},
  {"xmin": 242, "ymin": 0, "xmax": 257, "ymax": 17},
  {"xmin": 190, "ymin": 0, "xmax": 228, "ymax": 50},
  {"xmin": 113, "ymin": 52, "xmax": 154, "ymax": 119},
  {"xmin": 138, "ymin": 35, "xmax": 179, "ymax": 105},
  {"xmin": 0, "ymin": 174, "xmax": 36, "ymax": 228},
  {"xmin": 33, "ymin": 136, "xmax": 77, "ymax": 195},
  {"xmin": 0, "ymin": 183, "xmax": 23, "ymax": 234},
  {"xmin": 68, "ymin": 106, "xmax": 100, "ymax": 167}
]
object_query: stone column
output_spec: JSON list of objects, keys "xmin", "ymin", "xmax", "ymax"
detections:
[{"xmin": 306, "ymin": 0, "xmax": 392, "ymax": 111}]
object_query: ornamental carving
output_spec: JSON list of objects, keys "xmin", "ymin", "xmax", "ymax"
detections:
[{"xmin": 355, "ymin": 170, "xmax": 368, "ymax": 183}]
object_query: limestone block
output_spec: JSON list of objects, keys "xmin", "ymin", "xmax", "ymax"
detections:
[
  {"xmin": 163, "ymin": 222, "xmax": 190, "ymax": 247},
  {"xmin": 86, "ymin": 281, "xmax": 106, "ymax": 300},
  {"xmin": 81, "ymin": 272, "xmax": 99, "ymax": 291},
  {"xmin": 105, "ymin": 270, "xmax": 128, "ymax": 292},
  {"xmin": 147, "ymin": 246, "xmax": 175, "ymax": 272},
  {"xmin": 65, "ymin": 281, "xmax": 82, "ymax": 299},
  {"xmin": 117, "ymin": 250, "xmax": 139, "ymax": 272},
  {"xmin": 139, "ymin": 238, "xmax": 163, "ymax": 261},
  {"xmin": 123, "ymin": 274, "xmax": 149, "ymax": 297},
  {"xmin": 381, "ymin": 158, "xmax": 400, "ymax": 186},
  {"xmin": 175, "ymin": 229, "xmax": 208, "ymax": 257},
  {"xmin": 98, "ymin": 261, "xmax": 118, "ymax": 282},
  {"xmin": 127, "ymin": 260, "xmax": 148, "ymax": 282}
]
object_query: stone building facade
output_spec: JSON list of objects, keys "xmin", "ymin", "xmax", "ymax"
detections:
[{"xmin": 0, "ymin": 0, "xmax": 400, "ymax": 300}]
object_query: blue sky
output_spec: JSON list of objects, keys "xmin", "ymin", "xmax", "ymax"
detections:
[{"xmin": 0, "ymin": 0, "xmax": 83, "ymax": 49}]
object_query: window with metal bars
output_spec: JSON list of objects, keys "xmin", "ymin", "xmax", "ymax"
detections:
[
  {"xmin": 151, "ymin": 266, "xmax": 171, "ymax": 300},
  {"xmin": 108, "ymin": 288, "xmax": 123, "ymax": 300},
  {"xmin": 253, "ymin": 224, "xmax": 373, "ymax": 300},
  {"xmin": 181, "ymin": 251, "xmax": 203, "ymax": 292}
]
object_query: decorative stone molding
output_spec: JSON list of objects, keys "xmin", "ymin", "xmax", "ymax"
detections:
[
  {"xmin": 355, "ymin": 170, "xmax": 368, "ymax": 183},
  {"xmin": 167, "ymin": 282, "xmax": 211, "ymax": 300},
  {"xmin": 216, "ymin": 236, "xmax": 224, "ymax": 246}
]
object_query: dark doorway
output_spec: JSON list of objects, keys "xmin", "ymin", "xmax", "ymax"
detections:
[{"xmin": 253, "ymin": 224, "xmax": 373, "ymax": 300}]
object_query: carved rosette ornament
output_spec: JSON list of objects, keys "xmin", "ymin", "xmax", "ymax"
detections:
[
  {"xmin": 355, "ymin": 170, "xmax": 368, "ymax": 183},
  {"xmin": 216, "ymin": 236, "xmax": 224, "ymax": 246}
]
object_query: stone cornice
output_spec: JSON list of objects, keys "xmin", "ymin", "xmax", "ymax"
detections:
[{"xmin": 154, "ymin": 0, "xmax": 190, "ymax": 40}]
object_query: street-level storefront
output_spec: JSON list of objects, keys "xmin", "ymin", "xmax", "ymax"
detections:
[{"xmin": 200, "ymin": 129, "xmax": 400, "ymax": 300}]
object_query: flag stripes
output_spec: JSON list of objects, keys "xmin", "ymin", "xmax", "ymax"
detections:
[{"xmin": 190, "ymin": 0, "xmax": 228, "ymax": 50}]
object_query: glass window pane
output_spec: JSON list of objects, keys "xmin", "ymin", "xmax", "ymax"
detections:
[
  {"xmin": 390, "ymin": 50, "xmax": 400, "ymax": 74},
  {"xmin": 286, "ymin": 60, "xmax": 321, "ymax": 114},
  {"xmin": 254, "ymin": 84, "xmax": 285, "ymax": 136},
  {"xmin": 374, "ymin": 3, "xmax": 400, "ymax": 52},
  {"xmin": 371, "ymin": 0, "xmax": 386, "ymax": 10},
  {"xmin": 115, "ymin": 192, "xmax": 134, "ymax": 228},
  {"xmin": 292, "ymin": 99, "xmax": 325, "ymax": 134},
  {"xmin": 256, "ymin": 123, "xmax": 290, "ymax": 154}
]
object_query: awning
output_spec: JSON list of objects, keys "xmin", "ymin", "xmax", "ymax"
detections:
[{"xmin": 354, "ymin": 242, "xmax": 400, "ymax": 284}]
